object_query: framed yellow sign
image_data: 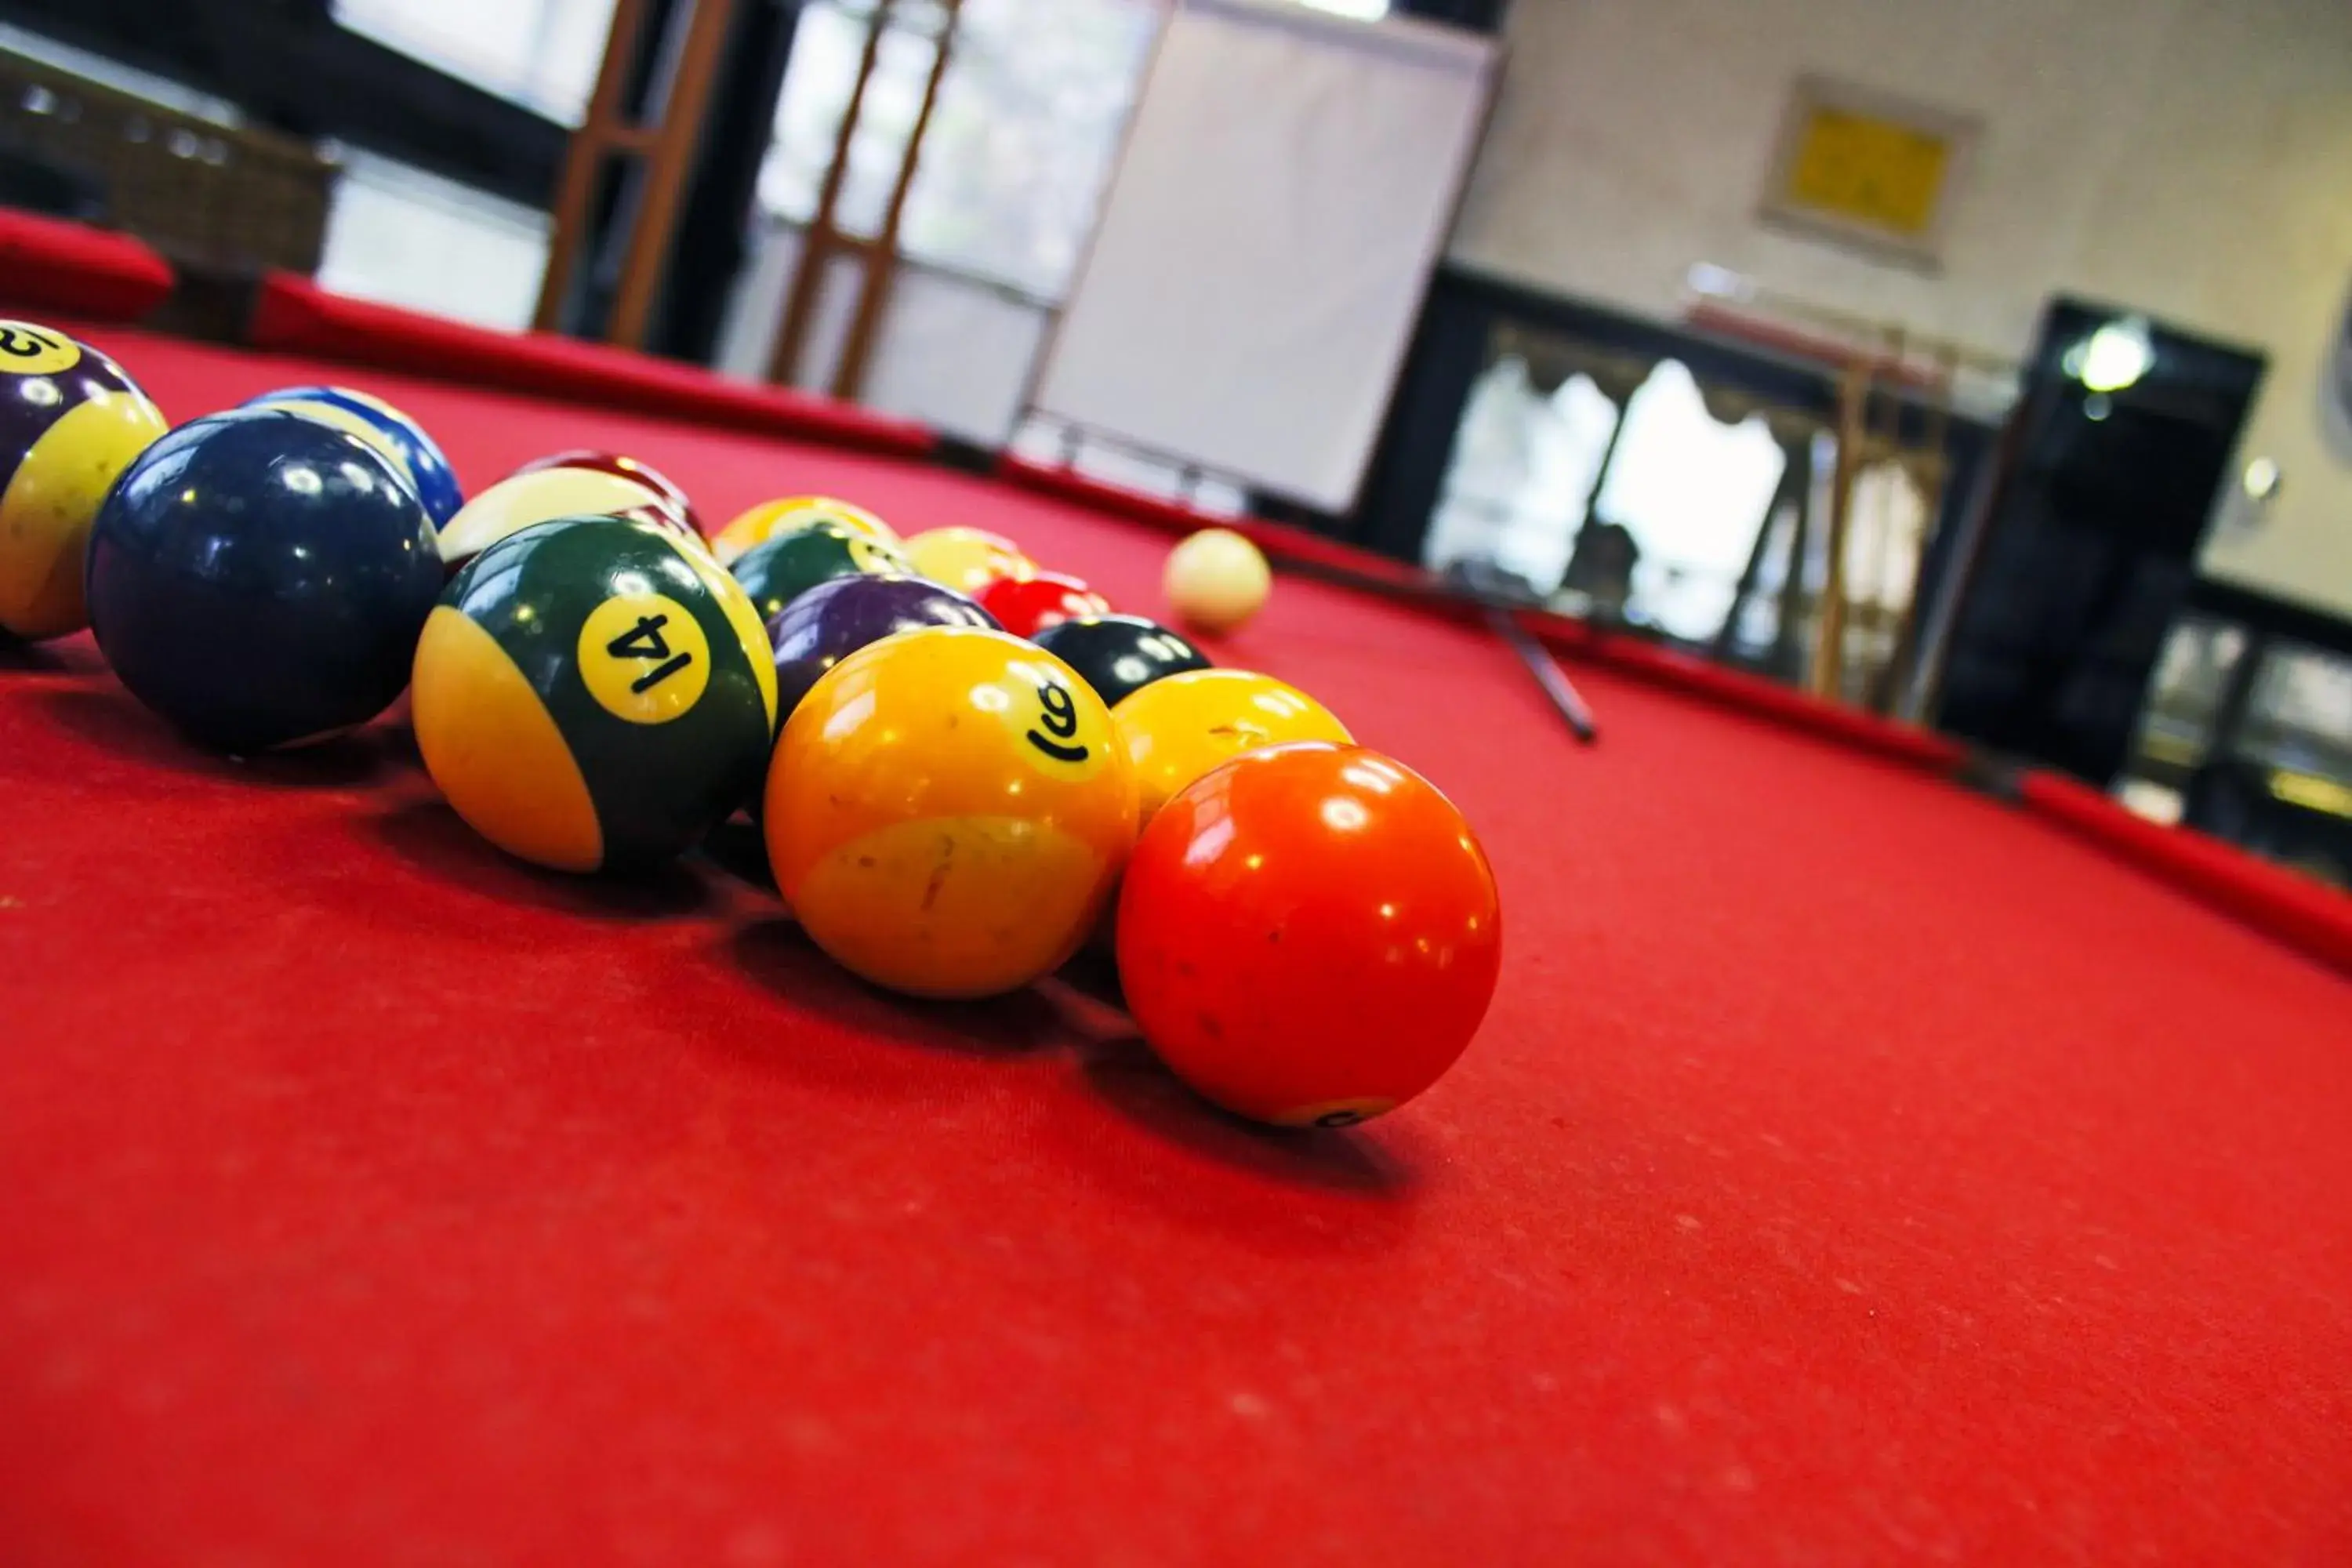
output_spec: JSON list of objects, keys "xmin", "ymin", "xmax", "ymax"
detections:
[{"xmin": 1761, "ymin": 77, "xmax": 1977, "ymax": 267}]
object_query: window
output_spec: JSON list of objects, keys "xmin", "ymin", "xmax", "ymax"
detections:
[
  {"xmin": 1426, "ymin": 353, "xmax": 1788, "ymax": 642},
  {"xmin": 318, "ymin": 149, "xmax": 551, "ymax": 331},
  {"xmin": 760, "ymin": 0, "xmax": 1157, "ymax": 300},
  {"xmin": 332, "ymin": 0, "xmax": 618, "ymax": 125},
  {"xmin": 1590, "ymin": 361, "xmax": 1786, "ymax": 641}
]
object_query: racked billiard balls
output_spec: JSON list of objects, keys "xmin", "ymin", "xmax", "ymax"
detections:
[
  {"xmin": 713, "ymin": 495, "xmax": 896, "ymax": 564},
  {"xmin": 242, "ymin": 384, "xmax": 463, "ymax": 528},
  {"xmin": 730, "ymin": 519, "xmax": 909, "ymax": 622},
  {"xmin": 766, "ymin": 572, "xmax": 997, "ymax": 720},
  {"xmin": 1117, "ymin": 742, "xmax": 1501, "ymax": 1127},
  {"xmin": 1110, "ymin": 666, "xmax": 1350, "ymax": 827},
  {"xmin": 0, "ymin": 319, "xmax": 167, "ymax": 641},
  {"xmin": 413, "ymin": 517, "xmax": 777, "ymax": 871},
  {"xmin": 437, "ymin": 466, "xmax": 689, "ymax": 572},
  {"xmin": 433, "ymin": 465, "xmax": 691, "ymax": 575},
  {"xmin": 764, "ymin": 626, "xmax": 1136, "ymax": 998},
  {"xmin": 510, "ymin": 449, "xmax": 700, "ymax": 539},
  {"xmin": 1163, "ymin": 526, "xmax": 1270, "ymax": 635},
  {"xmin": 979, "ymin": 570, "xmax": 1109, "ymax": 638},
  {"xmin": 902, "ymin": 525, "xmax": 1033, "ymax": 596},
  {"xmin": 1031, "ymin": 614, "xmax": 1210, "ymax": 709},
  {"xmin": 85, "ymin": 408, "xmax": 441, "ymax": 752}
]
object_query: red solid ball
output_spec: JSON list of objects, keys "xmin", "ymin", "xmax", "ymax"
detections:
[
  {"xmin": 1115, "ymin": 742, "xmax": 1501, "ymax": 1127},
  {"xmin": 981, "ymin": 571, "xmax": 1111, "ymax": 638}
]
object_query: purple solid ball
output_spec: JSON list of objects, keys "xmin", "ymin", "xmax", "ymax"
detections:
[{"xmin": 767, "ymin": 572, "xmax": 999, "ymax": 720}]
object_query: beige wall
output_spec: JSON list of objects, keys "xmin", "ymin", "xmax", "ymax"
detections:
[{"xmin": 1449, "ymin": 0, "xmax": 2352, "ymax": 618}]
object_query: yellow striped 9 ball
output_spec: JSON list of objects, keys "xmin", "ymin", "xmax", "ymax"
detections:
[
  {"xmin": 764, "ymin": 626, "xmax": 1138, "ymax": 998},
  {"xmin": 0, "ymin": 321, "xmax": 166, "ymax": 641}
]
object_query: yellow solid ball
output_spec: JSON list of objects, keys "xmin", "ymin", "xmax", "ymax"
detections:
[
  {"xmin": 1110, "ymin": 666, "xmax": 1351, "ymax": 828},
  {"xmin": 902, "ymin": 526, "xmax": 1035, "ymax": 596},
  {"xmin": 1163, "ymin": 527, "xmax": 1271, "ymax": 635}
]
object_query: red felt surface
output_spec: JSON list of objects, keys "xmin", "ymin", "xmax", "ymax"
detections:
[
  {"xmin": 6, "ymin": 324, "xmax": 2352, "ymax": 1566},
  {"xmin": 0, "ymin": 210, "xmax": 172, "ymax": 321},
  {"xmin": 249, "ymin": 273, "xmax": 935, "ymax": 459}
]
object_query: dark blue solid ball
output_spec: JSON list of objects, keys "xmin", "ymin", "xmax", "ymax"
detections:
[{"xmin": 85, "ymin": 408, "xmax": 443, "ymax": 753}]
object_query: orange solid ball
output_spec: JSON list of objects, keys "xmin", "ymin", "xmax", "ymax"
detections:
[
  {"xmin": 764, "ymin": 626, "xmax": 1137, "ymax": 998},
  {"xmin": 1116, "ymin": 742, "xmax": 1501, "ymax": 1127}
]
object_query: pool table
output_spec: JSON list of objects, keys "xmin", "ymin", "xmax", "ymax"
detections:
[{"xmin": 4, "ymin": 301, "xmax": 2350, "ymax": 1567}]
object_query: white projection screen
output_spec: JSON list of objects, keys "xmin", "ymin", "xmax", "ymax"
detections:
[{"xmin": 1029, "ymin": 0, "xmax": 1499, "ymax": 513}]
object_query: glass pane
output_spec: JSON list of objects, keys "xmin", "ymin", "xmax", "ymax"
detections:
[
  {"xmin": 333, "ymin": 0, "xmax": 618, "ymax": 125},
  {"xmin": 760, "ymin": 2, "xmax": 871, "ymax": 222},
  {"xmin": 897, "ymin": 0, "xmax": 1158, "ymax": 298},
  {"xmin": 1424, "ymin": 353, "xmax": 1617, "ymax": 597},
  {"xmin": 2241, "ymin": 641, "xmax": 2352, "ymax": 778},
  {"xmin": 318, "ymin": 149, "xmax": 550, "ymax": 331},
  {"xmin": 1592, "ymin": 361, "xmax": 1787, "ymax": 641},
  {"xmin": 833, "ymin": 25, "xmax": 941, "ymax": 239},
  {"xmin": 760, "ymin": 2, "xmax": 940, "ymax": 238},
  {"xmin": 2129, "ymin": 616, "xmax": 2241, "ymax": 774}
]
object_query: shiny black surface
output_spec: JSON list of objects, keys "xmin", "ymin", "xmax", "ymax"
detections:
[{"xmin": 1031, "ymin": 615, "xmax": 1212, "ymax": 710}]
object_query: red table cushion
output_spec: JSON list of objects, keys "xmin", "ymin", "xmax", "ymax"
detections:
[
  {"xmin": 0, "ymin": 208, "xmax": 173, "ymax": 322},
  {"xmin": 249, "ymin": 272, "xmax": 936, "ymax": 460},
  {"xmin": 2021, "ymin": 771, "xmax": 2352, "ymax": 975}
]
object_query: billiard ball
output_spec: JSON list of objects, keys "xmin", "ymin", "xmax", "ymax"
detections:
[
  {"xmin": 730, "ymin": 521, "xmax": 909, "ymax": 622},
  {"xmin": 510, "ymin": 449, "xmax": 701, "ymax": 539},
  {"xmin": 85, "ymin": 408, "xmax": 441, "ymax": 753},
  {"xmin": 764, "ymin": 626, "xmax": 1137, "ymax": 998},
  {"xmin": 1111, "ymin": 667, "xmax": 1350, "ymax": 826},
  {"xmin": 902, "ymin": 526, "xmax": 1034, "ymax": 596},
  {"xmin": 767, "ymin": 572, "xmax": 997, "ymax": 720},
  {"xmin": 1031, "ymin": 615, "xmax": 1210, "ymax": 709},
  {"xmin": 1117, "ymin": 742, "xmax": 1501, "ymax": 1127},
  {"xmin": 978, "ymin": 570, "xmax": 1110, "ymax": 638},
  {"xmin": 436, "ymin": 466, "xmax": 685, "ymax": 571},
  {"xmin": 1163, "ymin": 527, "xmax": 1270, "ymax": 635},
  {"xmin": 713, "ymin": 495, "xmax": 896, "ymax": 564},
  {"xmin": 413, "ymin": 517, "xmax": 777, "ymax": 871},
  {"xmin": 241, "ymin": 384, "xmax": 463, "ymax": 528},
  {"xmin": 0, "ymin": 320, "xmax": 167, "ymax": 641}
]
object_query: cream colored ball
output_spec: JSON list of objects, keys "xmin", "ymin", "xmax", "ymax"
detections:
[{"xmin": 1163, "ymin": 527, "xmax": 1271, "ymax": 635}]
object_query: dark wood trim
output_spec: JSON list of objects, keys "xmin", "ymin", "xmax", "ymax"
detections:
[
  {"xmin": 537, "ymin": 0, "xmax": 653, "ymax": 332},
  {"xmin": 609, "ymin": 0, "xmax": 739, "ymax": 347},
  {"xmin": 767, "ymin": 0, "xmax": 891, "ymax": 385},
  {"xmin": 833, "ymin": 0, "xmax": 960, "ymax": 402}
]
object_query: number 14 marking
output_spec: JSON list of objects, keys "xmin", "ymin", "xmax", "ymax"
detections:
[{"xmin": 606, "ymin": 612, "xmax": 694, "ymax": 693}]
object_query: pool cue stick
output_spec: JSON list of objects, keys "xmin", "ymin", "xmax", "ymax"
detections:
[
  {"xmin": 1263, "ymin": 554, "xmax": 1599, "ymax": 744},
  {"xmin": 1484, "ymin": 605, "xmax": 1599, "ymax": 744}
]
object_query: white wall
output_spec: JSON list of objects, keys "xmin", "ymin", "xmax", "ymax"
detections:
[{"xmin": 1449, "ymin": 0, "xmax": 2352, "ymax": 619}]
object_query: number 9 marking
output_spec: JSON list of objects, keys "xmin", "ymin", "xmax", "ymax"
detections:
[{"xmin": 1025, "ymin": 677, "xmax": 1089, "ymax": 763}]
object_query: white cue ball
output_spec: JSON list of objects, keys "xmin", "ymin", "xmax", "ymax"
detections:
[{"xmin": 1163, "ymin": 528, "xmax": 1271, "ymax": 635}]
